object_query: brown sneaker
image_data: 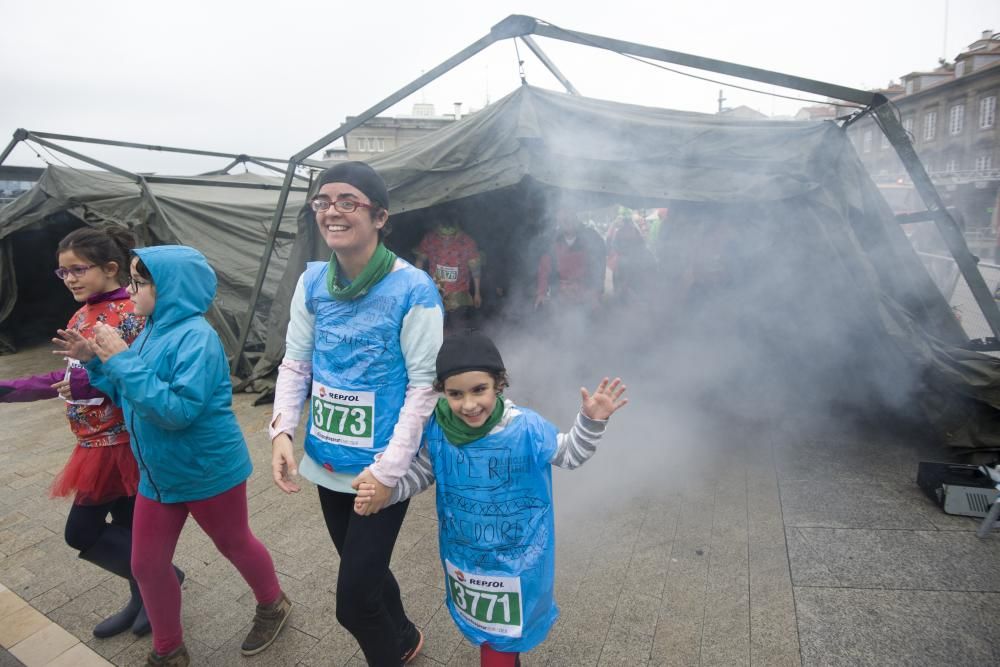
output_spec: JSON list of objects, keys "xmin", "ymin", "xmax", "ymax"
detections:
[
  {"xmin": 401, "ymin": 628, "xmax": 424, "ymax": 664},
  {"xmin": 241, "ymin": 591, "xmax": 292, "ymax": 656},
  {"xmin": 145, "ymin": 644, "xmax": 190, "ymax": 667}
]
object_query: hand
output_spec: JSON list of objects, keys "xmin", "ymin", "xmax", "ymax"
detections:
[
  {"xmin": 51, "ymin": 379, "xmax": 72, "ymax": 401},
  {"xmin": 580, "ymin": 377, "xmax": 628, "ymax": 421},
  {"xmin": 351, "ymin": 468, "xmax": 391, "ymax": 515},
  {"xmin": 52, "ymin": 328, "xmax": 96, "ymax": 362},
  {"xmin": 271, "ymin": 433, "xmax": 300, "ymax": 494},
  {"xmin": 473, "ymin": 292, "xmax": 482, "ymax": 309},
  {"xmin": 353, "ymin": 481, "xmax": 377, "ymax": 515},
  {"xmin": 534, "ymin": 294, "xmax": 547, "ymax": 309},
  {"xmin": 89, "ymin": 322, "xmax": 127, "ymax": 362}
]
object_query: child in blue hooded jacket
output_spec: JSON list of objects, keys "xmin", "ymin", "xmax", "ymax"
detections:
[{"xmin": 56, "ymin": 245, "xmax": 290, "ymax": 667}]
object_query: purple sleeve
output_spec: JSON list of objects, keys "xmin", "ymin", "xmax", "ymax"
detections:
[
  {"xmin": 69, "ymin": 366, "xmax": 105, "ymax": 400},
  {"xmin": 0, "ymin": 370, "xmax": 64, "ymax": 402}
]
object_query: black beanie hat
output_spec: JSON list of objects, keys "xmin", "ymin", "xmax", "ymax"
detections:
[
  {"xmin": 436, "ymin": 332, "xmax": 505, "ymax": 382},
  {"xmin": 316, "ymin": 161, "xmax": 389, "ymax": 209}
]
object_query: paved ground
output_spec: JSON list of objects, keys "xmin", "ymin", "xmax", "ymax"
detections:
[{"xmin": 1, "ymin": 345, "xmax": 999, "ymax": 666}]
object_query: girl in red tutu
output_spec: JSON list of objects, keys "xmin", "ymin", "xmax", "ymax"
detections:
[{"xmin": 0, "ymin": 226, "xmax": 178, "ymax": 639}]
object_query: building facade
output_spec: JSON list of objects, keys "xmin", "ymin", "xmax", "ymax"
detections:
[
  {"xmin": 321, "ymin": 102, "xmax": 465, "ymax": 164},
  {"xmin": 842, "ymin": 30, "xmax": 1000, "ymax": 229}
]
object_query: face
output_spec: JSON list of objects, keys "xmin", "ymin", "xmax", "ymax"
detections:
[
  {"xmin": 314, "ymin": 182, "xmax": 386, "ymax": 253},
  {"xmin": 128, "ymin": 257, "xmax": 157, "ymax": 317},
  {"xmin": 443, "ymin": 371, "xmax": 499, "ymax": 428},
  {"xmin": 57, "ymin": 250, "xmax": 120, "ymax": 302},
  {"xmin": 556, "ymin": 210, "xmax": 581, "ymax": 237}
]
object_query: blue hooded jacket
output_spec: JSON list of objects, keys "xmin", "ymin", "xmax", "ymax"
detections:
[{"xmin": 85, "ymin": 245, "xmax": 252, "ymax": 503}]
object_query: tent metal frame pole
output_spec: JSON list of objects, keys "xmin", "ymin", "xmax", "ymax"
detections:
[
  {"xmin": 0, "ymin": 130, "xmax": 27, "ymax": 167},
  {"xmin": 870, "ymin": 95, "xmax": 1000, "ymax": 341},
  {"xmin": 29, "ymin": 131, "xmax": 294, "ymax": 166},
  {"xmin": 246, "ymin": 156, "xmax": 311, "ymax": 181},
  {"xmin": 525, "ymin": 18, "xmax": 876, "ymax": 106},
  {"xmin": 230, "ymin": 20, "xmax": 524, "ymax": 372},
  {"xmin": 519, "ymin": 35, "xmax": 580, "ymax": 95},
  {"xmin": 143, "ymin": 175, "xmax": 309, "ymax": 191},
  {"xmin": 230, "ymin": 163, "xmax": 300, "ymax": 373},
  {"xmin": 28, "ymin": 134, "xmax": 142, "ymax": 182}
]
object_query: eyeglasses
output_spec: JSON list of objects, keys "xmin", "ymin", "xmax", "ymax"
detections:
[
  {"xmin": 54, "ymin": 265, "xmax": 96, "ymax": 280},
  {"xmin": 129, "ymin": 277, "xmax": 152, "ymax": 292},
  {"xmin": 310, "ymin": 198, "xmax": 373, "ymax": 214}
]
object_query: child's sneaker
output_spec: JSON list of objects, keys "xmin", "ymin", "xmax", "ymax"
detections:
[
  {"xmin": 145, "ymin": 644, "xmax": 190, "ymax": 667},
  {"xmin": 240, "ymin": 592, "xmax": 292, "ymax": 655},
  {"xmin": 401, "ymin": 627, "xmax": 424, "ymax": 664}
]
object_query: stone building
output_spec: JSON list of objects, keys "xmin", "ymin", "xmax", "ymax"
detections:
[
  {"xmin": 321, "ymin": 102, "xmax": 465, "ymax": 164},
  {"xmin": 840, "ymin": 30, "xmax": 1000, "ymax": 230}
]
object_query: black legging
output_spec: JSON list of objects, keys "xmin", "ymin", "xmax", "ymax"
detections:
[
  {"xmin": 64, "ymin": 495, "xmax": 135, "ymax": 553},
  {"xmin": 318, "ymin": 486, "xmax": 414, "ymax": 666}
]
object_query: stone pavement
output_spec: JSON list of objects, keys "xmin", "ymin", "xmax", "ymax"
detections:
[{"xmin": 1, "ymin": 345, "xmax": 999, "ymax": 666}]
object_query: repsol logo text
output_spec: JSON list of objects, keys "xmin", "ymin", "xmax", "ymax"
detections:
[
  {"xmin": 468, "ymin": 578, "xmax": 503, "ymax": 588},
  {"xmin": 328, "ymin": 394, "xmax": 360, "ymax": 402}
]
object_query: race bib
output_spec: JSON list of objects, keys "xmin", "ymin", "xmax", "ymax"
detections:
[
  {"xmin": 435, "ymin": 264, "xmax": 459, "ymax": 283},
  {"xmin": 310, "ymin": 382, "xmax": 375, "ymax": 448},
  {"xmin": 445, "ymin": 560, "xmax": 523, "ymax": 638}
]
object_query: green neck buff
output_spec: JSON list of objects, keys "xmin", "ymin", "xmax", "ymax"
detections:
[
  {"xmin": 434, "ymin": 395, "xmax": 505, "ymax": 445},
  {"xmin": 327, "ymin": 242, "xmax": 397, "ymax": 301}
]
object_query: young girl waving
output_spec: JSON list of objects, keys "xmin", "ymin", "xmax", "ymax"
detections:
[
  {"xmin": 56, "ymin": 245, "xmax": 289, "ymax": 667},
  {"xmin": 1, "ymin": 226, "xmax": 166, "ymax": 639},
  {"xmin": 355, "ymin": 332, "xmax": 627, "ymax": 666}
]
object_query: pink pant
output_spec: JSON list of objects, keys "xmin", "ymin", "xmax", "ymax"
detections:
[{"xmin": 132, "ymin": 482, "xmax": 281, "ymax": 655}]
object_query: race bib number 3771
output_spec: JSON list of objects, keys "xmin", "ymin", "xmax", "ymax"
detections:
[
  {"xmin": 310, "ymin": 383, "xmax": 375, "ymax": 448},
  {"xmin": 445, "ymin": 560, "xmax": 523, "ymax": 638}
]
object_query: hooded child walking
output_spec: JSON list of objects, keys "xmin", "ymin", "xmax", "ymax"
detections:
[{"xmin": 56, "ymin": 245, "xmax": 290, "ymax": 667}]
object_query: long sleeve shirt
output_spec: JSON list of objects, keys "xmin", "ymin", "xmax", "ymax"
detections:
[{"xmin": 390, "ymin": 400, "xmax": 608, "ymax": 504}]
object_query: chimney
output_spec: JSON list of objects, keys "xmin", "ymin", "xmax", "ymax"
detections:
[{"xmin": 453, "ymin": 102, "xmax": 462, "ymax": 119}]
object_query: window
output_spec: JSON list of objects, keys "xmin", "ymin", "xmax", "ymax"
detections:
[
  {"xmin": 880, "ymin": 132, "xmax": 890, "ymax": 149},
  {"xmin": 902, "ymin": 117, "xmax": 914, "ymax": 138},
  {"xmin": 975, "ymin": 154, "xmax": 993, "ymax": 171},
  {"xmin": 949, "ymin": 104, "xmax": 964, "ymax": 135},
  {"xmin": 981, "ymin": 96, "xmax": 996, "ymax": 129},
  {"xmin": 356, "ymin": 138, "xmax": 367, "ymax": 152},
  {"xmin": 862, "ymin": 129, "xmax": 873, "ymax": 153},
  {"xmin": 945, "ymin": 158, "xmax": 959, "ymax": 173},
  {"xmin": 905, "ymin": 80, "xmax": 914, "ymax": 95},
  {"xmin": 923, "ymin": 110, "xmax": 937, "ymax": 141},
  {"xmin": 376, "ymin": 138, "xmax": 385, "ymax": 152}
]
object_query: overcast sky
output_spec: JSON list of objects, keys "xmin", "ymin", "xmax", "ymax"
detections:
[{"xmin": 3, "ymin": 0, "xmax": 999, "ymax": 173}]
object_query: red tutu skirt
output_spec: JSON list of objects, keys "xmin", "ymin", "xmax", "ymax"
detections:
[{"xmin": 50, "ymin": 443, "xmax": 140, "ymax": 506}]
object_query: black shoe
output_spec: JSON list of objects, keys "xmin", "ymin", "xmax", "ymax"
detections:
[
  {"xmin": 400, "ymin": 627, "xmax": 424, "ymax": 664},
  {"xmin": 93, "ymin": 578, "xmax": 144, "ymax": 638},
  {"xmin": 132, "ymin": 567, "xmax": 185, "ymax": 636},
  {"xmin": 80, "ymin": 524, "xmax": 139, "ymax": 638}
]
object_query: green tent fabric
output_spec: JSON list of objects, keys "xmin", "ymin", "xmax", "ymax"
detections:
[
  {"xmin": 256, "ymin": 85, "xmax": 1000, "ymax": 455},
  {"xmin": 0, "ymin": 166, "xmax": 305, "ymax": 366}
]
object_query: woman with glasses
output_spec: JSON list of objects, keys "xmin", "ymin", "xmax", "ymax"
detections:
[
  {"xmin": 269, "ymin": 162, "xmax": 443, "ymax": 665},
  {"xmin": 0, "ymin": 226, "xmax": 180, "ymax": 640}
]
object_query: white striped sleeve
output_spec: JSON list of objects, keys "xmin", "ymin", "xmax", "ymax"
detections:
[
  {"xmin": 389, "ymin": 446, "xmax": 437, "ymax": 504},
  {"xmin": 549, "ymin": 412, "xmax": 607, "ymax": 470}
]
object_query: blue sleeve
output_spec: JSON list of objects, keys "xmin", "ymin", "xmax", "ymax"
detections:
[
  {"xmin": 97, "ymin": 328, "xmax": 225, "ymax": 430},
  {"xmin": 83, "ymin": 358, "xmax": 122, "ymax": 405}
]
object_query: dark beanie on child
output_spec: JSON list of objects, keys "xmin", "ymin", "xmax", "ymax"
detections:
[
  {"xmin": 316, "ymin": 161, "xmax": 389, "ymax": 209},
  {"xmin": 436, "ymin": 332, "xmax": 505, "ymax": 382}
]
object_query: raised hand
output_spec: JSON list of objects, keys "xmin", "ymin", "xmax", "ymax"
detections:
[
  {"xmin": 580, "ymin": 377, "xmax": 628, "ymax": 421},
  {"xmin": 52, "ymin": 328, "xmax": 96, "ymax": 363},
  {"xmin": 90, "ymin": 322, "xmax": 128, "ymax": 362}
]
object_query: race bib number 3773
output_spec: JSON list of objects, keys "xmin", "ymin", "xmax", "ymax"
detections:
[
  {"xmin": 310, "ymin": 383, "xmax": 375, "ymax": 448},
  {"xmin": 445, "ymin": 560, "xmax": 523, "ymax": 638}
]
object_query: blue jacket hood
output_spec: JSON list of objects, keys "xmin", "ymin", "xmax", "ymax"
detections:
[{"xmin": 135, "ymin": 245, "xmax": 216, "ymax": 327}]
